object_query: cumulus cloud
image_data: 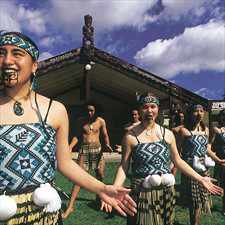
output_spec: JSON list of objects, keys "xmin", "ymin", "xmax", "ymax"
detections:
[
  {"xmin": 46, "ymin": 0, "xmax": 224, "ymax": 37},
  {"xmin": 47, "ymin": 0, "xmax": 157, "ymax": 35},
  {"xmin": 0, "ymin": 0, "xmax": 46, "ymax": 35},
  {"xmin": 134, "ymin": 20, "xmax": 225, "ymax": 79}
]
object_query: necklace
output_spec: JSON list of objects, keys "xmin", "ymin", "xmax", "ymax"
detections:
[
  {"xmin": 5, "ymin": 90, "xmax": 31, "ymax": 116},
  {"xmin": 88, "ymin": 123, "xmax": 93, "ymax": 131}
]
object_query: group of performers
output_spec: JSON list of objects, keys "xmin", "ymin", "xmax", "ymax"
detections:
[{"xmin": 0, "ymin": 31, "xmax": 224, "ymax": 225}]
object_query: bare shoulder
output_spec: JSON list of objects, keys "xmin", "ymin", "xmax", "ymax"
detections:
[
  {"xmin": 52, "ymin": 100, "xmax": 67, "ymax": 112},
  {"xmin": 212, "ymin": 126, "xmax": 220, "ymax": 133},
  {"xmin": 180, "ymin": 126, "xmax": 190, "ymax": 136},
  {"xmin": 164, "ymin": 127, "xmax": 173, "ymax": 137},
  {"xmin": 34, "ymin": 93, "xmax": 68, "ymax": 129},
  {"xmin": 97, "ymin": 117, "xmax": 106, "ymax": 125},
  {"xmin": 172, "ymin": 125, "xmax": 183, "ymax": 134},
  {"xmin": 163, "ymin": 127, "xmax": 175, "ymax": 144},
  {"xmin": 123, "ymin": 129, "xmax": 137, "ymax": 146}
]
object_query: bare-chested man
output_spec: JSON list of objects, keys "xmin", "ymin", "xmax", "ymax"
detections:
[{"xmin": 62, "ymin": 102, "xmax": 112, "ymax": 218}]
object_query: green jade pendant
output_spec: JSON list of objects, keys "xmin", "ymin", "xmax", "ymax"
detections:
[{"xmin": 13, "ymin": 101, "xmax": 24, "ymax": 116}]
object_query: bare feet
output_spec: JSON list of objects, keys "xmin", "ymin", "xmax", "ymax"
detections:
[{"xmin": 62, "ymin": 207, "xmax": 74, "ymax": 219}]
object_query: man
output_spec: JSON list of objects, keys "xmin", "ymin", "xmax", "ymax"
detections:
[
  {"xmin": 62, "ymin": 102, "xmax": 113, "ymax": 218},
  {"xmin": 115, "ymin": 108, "xmax": 141, "ymax": 153},
  {"xmin": 124, "ymin": 108, "xmax": 141, "ymax": 131}
]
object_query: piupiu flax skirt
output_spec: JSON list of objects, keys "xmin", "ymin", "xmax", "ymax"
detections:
[
  {"xmin": 78, "ymin": 144, "xmax": 104, "ymax": 171},
  {"xmin": 127, "ymin": 177, "xmax": 176, "ymax": 225},
  {"xmin": 0, "ymin": 190, "xmax": 62, "ymax": 225},
  {"xmin": 181, "ymin": 168, "xmax": 212, "ymax": 213}
]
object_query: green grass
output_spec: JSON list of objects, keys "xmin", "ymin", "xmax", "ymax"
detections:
[{"xmin": 55, "ymin": 163, "xmax": 225, "ymax": 225}]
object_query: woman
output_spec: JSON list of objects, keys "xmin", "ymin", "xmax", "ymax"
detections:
[
  {"xmin": 0, "ymin": 31, "xmax": 136, "ymax": 224},
  {"xmin": 210, "ymin": 109, "xmax": 225, "ymax": 216},
  {"xmin": 101, "ymin": 92, "xmax": 223, "ymax": 225},
  {"xmin": 180, "ymin": 105, "xmax": 225, "ymax": 225}
]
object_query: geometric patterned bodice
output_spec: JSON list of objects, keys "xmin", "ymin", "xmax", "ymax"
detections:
[
  {"xmin": 0, "ymin": 123, "xmax": 56, "ymax": 192},
  {"xmin": 182, "ymin": 134, "xmax": 208, "ymax": 161},
  {"xmin": 131, "ymin": 140, "xmax": 171, "ymax": 178},
  {"xmin": 214, "ymin": 131, "xmax": 225, "ymax": 159}
]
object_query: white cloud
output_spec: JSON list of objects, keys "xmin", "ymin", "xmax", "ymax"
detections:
[
  {"xmin": 134, "ymin": 20, "xmax": 225, "ymax": 78},
  {"xmin": 17, "ymin": 5, "xmax": 46, "ymax": 34},
  {"xmin": 39, "ymin": 52, "xmax": 54, "ymax": 61},
  {"xmin": 195, "ymin": 87, "xmax": 223, "ymax": 100},
  {"xmin": 0, "ymin": 0, "xmax": 46, "ymax": 35},
  {"xmin": 47, "ymin": 0, "xmax": 157, "ymax": 36}
]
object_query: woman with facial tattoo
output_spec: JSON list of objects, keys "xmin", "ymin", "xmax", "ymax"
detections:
[
  {"xmin": 101, "ymin": 92, "xmax": 223, "ymax": 225},
  {"xmin": 0, "ymin": 31, "xmax": 137, "ymax": 224},
  {"xmin": 180, "ymin": 105, "xmax": 225, "ymax": 225}
]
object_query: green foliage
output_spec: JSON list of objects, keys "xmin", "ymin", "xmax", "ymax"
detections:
[{"xmin": 55, "ymin": 163, "xmax": 225, "ymax": 225}]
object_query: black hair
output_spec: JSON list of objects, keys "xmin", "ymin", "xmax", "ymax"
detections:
[
  {"xmin": 172, "ymin": 109, "xmax": 185, "ymax": 127},
  {"xmin": 84, "ymin": 100, "xmax": 102, "ymax": 122},
  {"xmin": 184, "ymin": 106, "xmax": 206, "ymax": 131}
]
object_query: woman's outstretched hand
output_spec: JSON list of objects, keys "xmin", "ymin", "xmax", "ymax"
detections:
[
  {"xmin": 98, "ymin": 185, "xmax": 137, "ymax": 217},
  {"xmin": 201, "ymin": 177, "xmax": 224, "ymax": 195}
]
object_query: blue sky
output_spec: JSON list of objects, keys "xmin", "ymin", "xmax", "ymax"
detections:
[{"xmin": 0, "ymin": 0, "xmax": 224, "ymax": 99}]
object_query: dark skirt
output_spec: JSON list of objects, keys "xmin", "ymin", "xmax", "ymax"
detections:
[
  {"xmin": 0, "ymin": 191, "xmax": 62, "ymax": 225},
  {"xmin": 127, "ymin": 177, "xmax": 176, "ymax": 225}
]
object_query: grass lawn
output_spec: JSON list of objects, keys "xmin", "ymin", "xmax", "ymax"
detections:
[{"xmin": 55, "ymin": 162, "xmax": 225, "ymax": 225}]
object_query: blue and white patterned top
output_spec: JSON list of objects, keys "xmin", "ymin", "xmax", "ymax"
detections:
[
  {"xmin": 182, "ymin": 134, "xmax": 208, "ymax": 162},
  {"xmin": 131, "ymin": 140, "xmax": 171, "ymax": 178},
  {"xmin": 0, "ymin": 123, "xmax": 56, "ymax": 192}
]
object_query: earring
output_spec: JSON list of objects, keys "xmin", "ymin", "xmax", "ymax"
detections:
[{"xmin": 31, "ymin": 72, "xmax": 38, "ymax": 91}]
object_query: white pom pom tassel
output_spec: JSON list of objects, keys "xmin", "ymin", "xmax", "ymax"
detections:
[
  {"xmin": 142, "ymin": 175, "xmax": 152, "ymax": 188},
  {"xmin": 149, "ymin": 174, "xmax": 162, "ymax": 186},
  {"xmin": 193, "ymin": 155, "xmax": 206, "ymax": 172},
  {"xmin": 33, "ymin": 183, "xmax": 61, "ymax": 212},
  {"xmin": 161, "ymin": 174, "xmax": 175, "ymax": 187},
  {"xmin": 0, "ymin": 194, "xmax": 17, "ymax": 220},
  {"xmin": 204, "ymin": 155, "xmax": 215, "ymax": 167}
]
